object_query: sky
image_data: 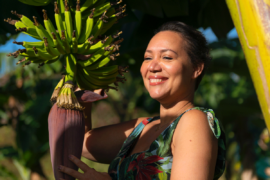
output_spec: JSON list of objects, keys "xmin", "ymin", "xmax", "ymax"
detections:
[{"xmin": 0, "ymin": 27, "xmax": 239, "ymax": 75}]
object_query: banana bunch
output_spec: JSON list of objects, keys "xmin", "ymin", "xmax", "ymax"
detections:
[
  {"xmin": 5, "ymin": 0, "xmax": 128, "ymax": 111},
  {"xmin": 19, "ymin": 0, "xmax": 53, "ymax": 6}
]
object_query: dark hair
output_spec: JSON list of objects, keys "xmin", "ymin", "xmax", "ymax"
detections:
[{"xmin": 154, "ymin": 21, "xmax": 211, "ymax": 91}]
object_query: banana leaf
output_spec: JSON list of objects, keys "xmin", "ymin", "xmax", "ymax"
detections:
[{"xmin": 226, "ymin": 0, "xmax": 270, "ymax": 130}]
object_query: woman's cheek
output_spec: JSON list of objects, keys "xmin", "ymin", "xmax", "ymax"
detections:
[{"xmin": 140, "ymin": 61, "xmax": 148, "ymax": 77}]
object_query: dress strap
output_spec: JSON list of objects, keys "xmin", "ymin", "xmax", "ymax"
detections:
[{"xmin": 167, "ymin": 107, "xmax": 222, "ymax": 139}]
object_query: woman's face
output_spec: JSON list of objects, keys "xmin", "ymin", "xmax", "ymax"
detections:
[{"xmin": 140, "ymin": 31, "xmax": 197, "ymax": 103}]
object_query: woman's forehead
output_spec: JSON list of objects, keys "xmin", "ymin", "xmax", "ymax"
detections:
[{"xmin": 146, "ymin": 31, "xmax": 185, "ymax": 52}]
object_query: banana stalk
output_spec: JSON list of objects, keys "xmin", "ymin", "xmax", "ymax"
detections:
[{"xmin": 226, "ymin": 0, "xmax": 270, "ymax": 130}]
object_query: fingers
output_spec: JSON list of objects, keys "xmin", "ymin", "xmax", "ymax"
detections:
[
  {"xmin": 69, "ymin": 155, "xmax": 90, "ymax": 172},
  {"xmin": 75, "ymin": 89, "xmax": 108, "ymax": 103},
  {"xmin": 58, "ymin": 165, "xmax": 83, "ymax": 179},
  {"xmin": 93, "ymin": 89, "xmax": 106, "ymax": 97},
  {"xmin": 100, "ymin": 89, "xmax": 106, "ymax": 96},
  {"xmin": 93, "ymin": 89, "xmax": 102, "ymax": 94},
  {"xmin": 74, "ymin": 86, "xmax": 82, "ymax": 92}
]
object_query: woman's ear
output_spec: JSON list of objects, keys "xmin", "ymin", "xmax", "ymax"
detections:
[{"xmin": 192, "ymin": 63, "xmax": 204, "ymax": 79}]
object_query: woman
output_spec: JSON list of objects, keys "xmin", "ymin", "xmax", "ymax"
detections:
[{"xmin": 58, "ymin": 21, "xmax": 226, "ymax": 180}]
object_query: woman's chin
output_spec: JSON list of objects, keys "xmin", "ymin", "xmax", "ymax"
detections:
[{"xmin": 149, "ymin": 92, "xmax": 168, "ymax": 101}]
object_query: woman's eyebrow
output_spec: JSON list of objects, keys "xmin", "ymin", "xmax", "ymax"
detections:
[
  {"xmin": 161, "ymin": 49, "xmax": 178, "ymax": 55},
  {"xmin": 145, "ymin": 49, "xmax": 178, "ymax": 55}
]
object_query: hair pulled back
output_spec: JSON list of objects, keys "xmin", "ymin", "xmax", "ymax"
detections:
[{"xmin": 155, "ymin": 21, "xmax": 211, "ymax": 90}]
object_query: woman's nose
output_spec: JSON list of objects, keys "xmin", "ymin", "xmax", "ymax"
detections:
[{"xmin": 149, "ymin": 58, "xmax": 162, "ymax": 72}]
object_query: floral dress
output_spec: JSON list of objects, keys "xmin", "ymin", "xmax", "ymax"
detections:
[{"xmin": 108, "ymin": 107, "xmax": 226, "ymax": 180}]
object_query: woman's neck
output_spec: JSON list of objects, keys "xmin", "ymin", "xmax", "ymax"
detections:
[{"xmin": 159, "ymin": 91, "xmax": 194, "ymax": 126}]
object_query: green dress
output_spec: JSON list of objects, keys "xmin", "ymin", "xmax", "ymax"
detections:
[{"xmin": 108, "ymin": 107, "xmax": 226, "ymax": 180}]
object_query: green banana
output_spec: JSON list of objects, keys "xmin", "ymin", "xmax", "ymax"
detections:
[
  {"xmin": 82, "ymin": 31, "xmax": 122, "ymax": 54},
  {"xmin": 81, "ymin": 0, "xmax": 106, "ymax": 19},
  {"xmin": 57, "ymin": 0, "xmax": 65, "ymax": 18},
  {"xmin": 60, "ymin": 30, "xmax": 70, "ymax": 53},
  {"xmin": 92, "ymin": 0, "xmax": 107, "ymax": 9},
  {"xmin": 82, "ymin": 36, "xmax": 109, "ymax": 55},
  {"xmin": 33, "ymin": 16, "xmax": 54, "ymax": 47},
  {"xmin": 25, "ymin": 55, "xmax": 58, "ymax": 64},
  {"xmin": 99, "ymin": 17, "xmax": 117, "ymax": 35},
  {"xmin": 13, "ymin": 41, "xmax": 44, "ymax": 49},
  {"xmin": 45, "ymin": 56, "xmax": 59, "ymax": 64},
  {"xmin": 22, "ymin": 60, "xmax": 32, "ymax": 67},
  {"xmin": 89, "ymin": 65, "xmax": 118, "ymax": 76},
  {"xmin": 50, "ymin": 77, "xmax": 64, "ymax": 102},
  {"xmin": 78, "ymin": 45, "xmax": 114, "ymax": 67},
  {"xmin": 91, "ymin": 12, "xmax": 107, "ymax": 40},
  {"xmin": 92, "ymin": 0, "xmax": 122, "ymax": 18},
  {"xmin": 75, "ymin": 0, "xmax": 82, "ymax": 38},
  {"xmin": 52, "ymin": 32, "xmax": 66, "ymax": 54},
  {"xmin": 54, "ymin": 9, "xmax": 64, "ymax": 34},
  {"xmin": 64, "ymin": 0, "xmax": 73, "ymax": 43},
  {"xmin": 18, "ymin": 48, "xmax": 38, "ymax": 57},
  {"xmin": 106, "ymin": 7, "xmax": 116, "ymax": 17},
  {"xmin": 76, "ymin": 70, "xmax": 94, "ymax": 90},
  {"xmin": 25, "ymin": 56, "xmax": 45, "ymax": 64},
  {"xmin": 33, "ymin": 46, "xmax": 56, "ymax": 60},
  {"xmin": 80, "ymin": 0, "xmax": 98, "ymax": 12},
  {"xmin": 100, "ymin": 9, "xmax": 126, "ymax": 35},
  {"xmin": 44, "ymin": 37, "xmax": 61, "ymax": 56},
  {"xmin": 65, "ymin": 54, "xmax": 77, "ymax": 83},
  {"xmin": 84, "ymin": 56, "xmax": 111, "ymax": 70},
  {"xmin": 76, "ymin": 69, "xmax": 109, "ymax": 90},
  {"xmin": 77, "ymin": 36, "xmax": 94, "ymax": 54},
  {"xmin": 77, "ymin": 67, "xmax": 120, "ymax": 91},
  {"xmin": 81, "ymin": 67, "xmax": 117, "ymax": 86},
  {"xmin": 15, "ymin": 26, "xmax": 41, "ymax": 40},
  {"xmin": 11, "ymin": 11, "xmax": 35, "ymax": 28},
  {"xmin": 104, "ymin": 31, "xmax": 122, "ymax": 45},
  {"xmin": 92, "ymin": 2, "xmax": 111, "ymax": 18},
  {"xmin": 5, "ymin": 19, "xmax": 27, "ymax": 29},
  {"xmin": 43, "ymin": 9, "xmax": 64, "ymax": 48},
  {"xmin": 19, "ymin": 0, "xmax": 52, "ymax": 6},
  {"xmin": 16, "ymin": 57, "xmax": 26, "ymax": 65},
  {"xmin": 78, "ymin": 10, "xmax": 94, "ymax": 44},
  {"xmin": 54, "ymin": 2, "xmax": 67, "ymax": 38},
  {"xmin": 71, "ymin": 31, "xmax": 78, "ymax": 53},
  {"xmin": 85, "ymin": 66, "xmax": 118, "ymax": 77}
]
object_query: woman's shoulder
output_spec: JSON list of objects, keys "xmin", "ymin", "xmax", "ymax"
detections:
[
  {"xmin": 175, "ymin": 108, "xmax": 213, "ymax": 135},
  {"xmin": 172, "ymin": 107, "xmax": 221, "ymax": 148},
  {"xmin": 174, "ymin": 107, "xmax": 226, "ymax": 179},
  {"xmin": 178, "ymin": 107, "xmax": 222, "ymax": 139}
]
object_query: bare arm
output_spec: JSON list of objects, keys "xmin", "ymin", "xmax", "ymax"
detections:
[
  {"xmin": 171, "ymin": 110, "xmax": 218, "ymax": 180},
  {"xmin": 80, "ymin": 97, "xmax": 146, "ymax": 164}
]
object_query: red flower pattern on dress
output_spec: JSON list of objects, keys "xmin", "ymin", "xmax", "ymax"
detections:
[
  {"xmin": 142, "ymin": 118, "xmax": 150, "ymax": 125},
  {"xmin": 127, "ymin": 153, "xmax": 163, "ymax": 180}
]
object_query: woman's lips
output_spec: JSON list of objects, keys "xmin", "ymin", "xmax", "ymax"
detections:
[{"xmin": 148, "ymin": 76, "xmax": 168, "ymax": 85}]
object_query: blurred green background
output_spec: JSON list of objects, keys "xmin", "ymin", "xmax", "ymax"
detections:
[{"xmin": 0, "ymin": 0, "xmax": 270, "ymax": 180}]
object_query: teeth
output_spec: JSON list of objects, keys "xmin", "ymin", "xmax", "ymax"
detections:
[{"xmin": 150, "ymin": 79, "xmax": 163, "ymax": 83}]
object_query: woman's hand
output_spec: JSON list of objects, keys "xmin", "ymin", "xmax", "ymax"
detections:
[
  {"xmin": 74, "ymin": 88, "xmax": 108, "ymax": 132},
  {"xmin": 58, "ymin": 155, "xmax": 112, "ymax": 180}
]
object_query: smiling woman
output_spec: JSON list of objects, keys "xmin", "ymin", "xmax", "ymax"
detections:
[{"xmin": 59, "ymin": 21, "xmax": 226, "ymax": 180}]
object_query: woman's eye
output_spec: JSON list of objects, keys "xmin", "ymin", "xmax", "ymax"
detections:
[
  {"xmin": 163, "ymin": 57, "xmax": 173, "ymax": 60},
  {"xmin": 144, "ymin": 57, "xmax": 152, "ymax": 60}
]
